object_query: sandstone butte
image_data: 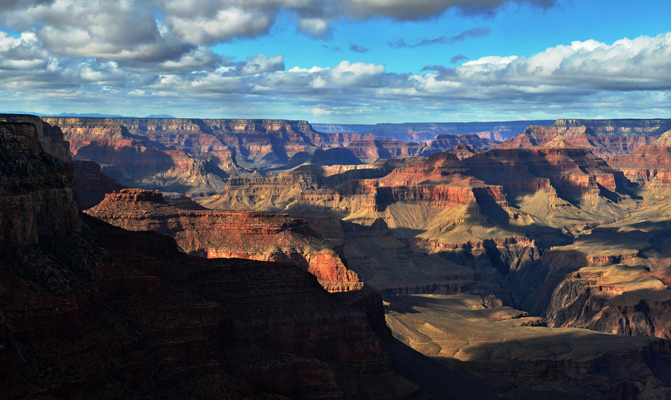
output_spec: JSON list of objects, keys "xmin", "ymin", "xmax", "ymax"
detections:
[
  {"xmin": 0, "ymin": 118, "xmax": 433, "ymax": 399},
  {"xmin": 86, "ymin": 188, "xmax": 363, "ymax": 293}
]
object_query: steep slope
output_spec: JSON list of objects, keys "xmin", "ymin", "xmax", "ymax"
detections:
[
  {"xmin": 41, "ymin": 117, "xmax": 381, "ymax": 196},
  {"xmin": 0, "ymin": 121, "xmax": 79, "ymax": 249},
  {"xmin": 421, "ymin": 134, "xmax": 499, "ymax": 156},
  {"xmin": 385, "ymin": 293, "xmax": 671, "ymax": 399},
  {"xmin": 0, "ymin": 118, "xmax": 422, "ymax": 399},
  {"xmin": 608, "ymin": 130, "xmax": 671, "ymax": 186},
  {"xmin": 368, "ymin": 121, "xmax": 555, "ymax": 141},
  {"xmin": 72, "ymin": 159, "xmax": 124, "ymax": 209},
  {"xmin": 200, "ymin": 146, "xmax": 671, "ymax": 341},
  {"xmin": 501, "ymin": 122, "xmax": 660, "ymax": 156},
  {"xmin": 345, "ymin": 139, "xmax": 425, "ymax": 163},
  {"xmin": 87, "ymin": 188, "xmax": 363, "ymax": 292},
  {"xmin": 0, "ymin": 114, "xmax": 71, "ymax": 162}
]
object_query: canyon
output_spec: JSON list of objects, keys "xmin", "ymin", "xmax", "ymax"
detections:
[
  {"xmin": 5, "ymin": 113, "xmax": 671, "ymax": 398},
  {"xmin": 0, "ymin": 118, "xmax": 428, "ymax": 399}
]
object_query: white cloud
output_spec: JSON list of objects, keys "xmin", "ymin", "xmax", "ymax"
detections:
[
  {"xmin": 312, "ymin": 107, "xmax": 332, "ymax": 115},
  {"xmin": 0, "ymin": 15, "xmax": 669, "ymax": 121}
]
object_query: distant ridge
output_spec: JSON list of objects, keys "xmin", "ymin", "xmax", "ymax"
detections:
[{"xmin": 314, "ymin": 120, "xmax": 555, "ymax": 141}]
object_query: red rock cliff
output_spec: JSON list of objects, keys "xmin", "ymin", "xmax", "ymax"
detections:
[{"xmin": 87, "ymin": 188, "xmax": 363, "ymax": 292}]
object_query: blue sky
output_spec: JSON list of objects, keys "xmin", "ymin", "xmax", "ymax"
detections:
[{"xmin": 0, "ymin": 0, "xmax": 669, "ymax": 123}]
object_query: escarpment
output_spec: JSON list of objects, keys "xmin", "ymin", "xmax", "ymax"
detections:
[
  {"xmin": 0, "ymin": 114, "xmax": 71, "ymax": 162},
  {"xmin": 608, "ymin": 130, "xmax": 671, "ymax": 186},
  {"xmin": 203, "ymin": 143, "xmax": 671, "ymax": 345},
  {"xmin": 87, "ymin": 188, "xmax": 363, "ymax": 292},
  {"xmin": 500, "ymin": 120, "xmax": 666, "ymax": 156},
  {"xmin": 0, "ymin": 121, "xmax": 79, "ymax": 249},
  {"xmin": 0, "ymin": 118, "xmax": 422, "ymax": 399}
]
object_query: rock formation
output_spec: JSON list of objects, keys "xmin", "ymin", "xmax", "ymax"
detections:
[
  {"xmin": 72, "ymin": 159, "xmax": 124, "ymax": 209},
  {"xmin": 345, "ymin": 138, "xmax": 425, "ymax": 163},
  {"xmin": 608, "ymin": 130, "xmax": 671, "ymax": 186},
  {"xmin": 203, "ymin": 143, "xmax": 671, "ymax": 344},
  {"xmin": 501, "ymin": 122, "xmax": 661, "ymax": 156},
  {"xmin": 0, "ymin": 114, "xmax": 71, "ymax": 162},
  {"xmin": 421, "ymin": 134, "xmax": 498, "ymax": 157},
  {"xmin": 40, "ymin": 117, "xmax": 385, "ymax": 196},
  {"xmin": 0, "ymin": 118, "xmax": 422, "ymax": 399},
  {"xmin": 367, "ymin": 121, "xmax": 554, "ymax": 141},
  {"xmin": 0, "ymin": 121, "xmax": 79, "ymax": 249},
  {"xmin": 385, "ymin": 293, "xmax": 671, "ymax": 398},
  {"xmin": 86, "ymin": 188, "xmax": 363, "ymax": 292}
]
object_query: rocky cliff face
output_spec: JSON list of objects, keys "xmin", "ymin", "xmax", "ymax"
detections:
[
  {"xmin": 463, "ymin": 146, "xmax": 627, "ymax": 197},
  {"xmin": 86, "ymin": 188, "xmax": 363, "ymax": 292},
  {"xmin": 0, "ymin": 114, "xmax": 71, "ymax": 162},
  {"xmin": 345, "ymin": 139, "xmax": 425, "ymax": 163},
  {"xmin": 554, "ymin": 118, "xmax": 671, "ymax": 137},
  {"xmin": 203, "ymin": 145, "xmax": 671, "ymax": 344},
  {"xmin": 72, "ymin": 159, "xmax": 124, "ymax": 209},
  {"xmin": 0, "ymin": 121, "xmax": 79, "ymax": 250},
  {"xmin": 608, "ymin": 130, "xmax": 671, "ymax": 185},
  {"xmin": 0, "ymin": 118, "xmax": 421, "ymax": 399},
  {"xmin": 384, "ymin": 293, "xmax": 671, "ymax": 399},
  {"xmin": 501, "ymin": 122, "xmax": 662, "ymax": 156},
  {"xmin": 41, "ymin": 117, "xmax": 383, "ymax": 197},
  {"xmin": 421, "ymin": 134, "xmax": 498, "ymax": 157}
]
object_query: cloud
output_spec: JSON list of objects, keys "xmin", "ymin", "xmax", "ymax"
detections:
[
  {"xmin": 236, "ymin": 54, "xmax": 285, "ymax": 76},
  {"xmin": 312, "ymin": 107, "xmax": 332, "ymax": 115},
  {"xmin": 450, "ymin": 54, "xmax": 469, "ymax": 64},
  {"xmin": 421, "ymin": 65, "xmax": 459, "ymax": 81},
  {"xmin": 0, "ymin": 0, "xmax": 555, "ymax": 56},
  {"xmin": 349, "ymin": 44, "xmax": 369, "ymax": 53},
  {"xmin": 0, "ymin": 18, "xmax": 670, "ymax": 122},
  {"xmin": 344, "ymin": 0, "xmax": 556, "ymax": 20},
  {"xmin": 388, "ymin": 27, "xmax": 491, "ymax": 48},
  {"xmin": 322, "ymin": 44, "xmax": 342, "ymax": 51}
]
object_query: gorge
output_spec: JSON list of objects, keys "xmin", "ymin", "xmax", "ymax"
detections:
[{"xmin": 3, "ymin": 114, "xmax": 671, "ymax": 399}]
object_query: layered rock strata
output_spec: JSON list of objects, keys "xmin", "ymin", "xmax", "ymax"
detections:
[
  {"xmin": 0, "ymin": 114, "xmax": 71, "ymax": 162},
  {"xmin": 0, "ymin": 118, "xmax": 421, "ymax": 399},
  {"xmin": 501, "ymin": 122, "xmax": 661, "ymax": 156},
  {"xmin": 608, "ymin": 130, "xmax": 671, "ymax": 186},
  {"xmin": 0, "ymin": 121, "xmax": 79, "ymax": 249},
  {"xmin": 87, "ymin": 188, "xmax": 363, "ymax": 292}
]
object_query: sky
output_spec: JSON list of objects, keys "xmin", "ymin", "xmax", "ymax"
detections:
[{"xmin": 0, "ymin": 0, "xmax": 670, "ymax": 123}]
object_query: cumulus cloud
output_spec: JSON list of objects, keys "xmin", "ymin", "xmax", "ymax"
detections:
[
  {"xmin": 0, "ymin": 9, "xmax": 669, "ymax": 121},
  {"xmin": 0, "ymin": 0, "xmax": 557, "ymax": 57},
  {"xmin": 388, "ymin": 27, "xmax": 490, "ymax": 48}
]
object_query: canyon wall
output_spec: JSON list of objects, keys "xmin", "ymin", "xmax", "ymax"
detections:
[
  {"xmin": 0, "ymin": 118, "xmax": 422, "ymax": 399},
  {"xmin": 87, "ymin": 188, "xmax": 363, "ymax": 292},
  {"xmin": 501, "ymin": 120, "xmax": 668, "ymax": 156},
  {"xmin": 0, "ymin": 121, "xmax": 79, "ymax": 250}
]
